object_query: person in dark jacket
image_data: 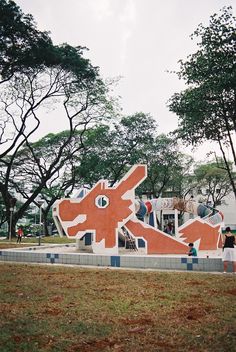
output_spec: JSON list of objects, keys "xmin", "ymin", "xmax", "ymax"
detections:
[{"xmin": 222, "ymin": 226, "xmax": 236, "ymax": 273}]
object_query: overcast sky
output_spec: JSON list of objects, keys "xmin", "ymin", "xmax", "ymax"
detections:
[{"xmin": 16, "ymin": 0, "xmax": 235, "ymax": 161}]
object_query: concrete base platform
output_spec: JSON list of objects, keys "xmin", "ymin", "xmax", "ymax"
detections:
[{"xmin": 0, "ymin": 244, "xmax": 234, "ymax": 273}]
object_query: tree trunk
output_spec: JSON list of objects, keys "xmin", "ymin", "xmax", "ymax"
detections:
[
  {"xmin": 43, "ymin": 220, "xmax": 49, "ymax": 236},
  {"xmin": 41, "ymin": 208, "xmax": 50, "ymax": 236},
  {"xmin": 218, "ymin": 139, "xmax": 236, "ymax": 199}
]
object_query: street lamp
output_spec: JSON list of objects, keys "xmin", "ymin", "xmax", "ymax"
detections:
[
  {"xmin": 37, "ymin": 200, "xmax": 44, "ymax": 246},
  {"xmin": 9, "ymin": 198, "xmax": 17, "ymax": 241}
]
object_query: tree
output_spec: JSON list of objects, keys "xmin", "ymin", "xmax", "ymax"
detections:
[
  {"xmin": 3, "ymin": 131, "xmax": 85, "ymax": 235},
  {"xmin": 168, "ymin": 7, "xmax": 236, "ymax": 198},
  {"xmin": 0, "ymin": 0, "xmax": 56, "ymax": 82},
  {"xmin": 194, "ymin": 161, "xmax": 234, "ymax": 207},
  {"xmin": 137, "ymin": 134, "xmax": 192, "ymax": 198},
  {"xmin": 0, "ymin": 1, "xmax": 96, "ymax": 82},
  {"xmin": 0, "ymin": 1, "xmax": 112, "ymax": 237},
  {"xmin": 74, "ymin": 114, "xmax": 194, "ymax": 202},
  {"xmin": 107, "ymin": 112, "xmax": 157, "ymax": 185},
  {"xmin": 161, "ymin": 155, "xmax": 195, "ymax": 197},
  {"xmin": 74, "ymin": 113, "xmax": 158, "ymax": 188},
  {"xmin": 74, "ymin": 124, "xmax": 115, "ymax": 187}
]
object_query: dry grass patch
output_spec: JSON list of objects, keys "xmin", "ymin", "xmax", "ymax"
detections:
[{"xmin": 0, "ymin": 263, "xmax": 235, "ymax": 351}]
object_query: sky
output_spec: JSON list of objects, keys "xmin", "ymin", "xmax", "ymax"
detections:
[{"xmin": 16, "ymin": 0, "xmax": 235, "ymax": 161}]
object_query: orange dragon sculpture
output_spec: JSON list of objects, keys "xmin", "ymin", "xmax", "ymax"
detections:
[{"xmin": 53, "ymin": 165, "xmax": 190, "ymax": 254}]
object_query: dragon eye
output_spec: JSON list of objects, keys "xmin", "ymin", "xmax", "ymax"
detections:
[{"xmin": 95, "ymin": 195, "xmax": 109, "ymax": 208}]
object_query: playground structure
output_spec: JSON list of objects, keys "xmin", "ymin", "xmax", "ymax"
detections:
[{"xmin": 53, "ymin": 165, "xmax": 224, "ymax": 255}]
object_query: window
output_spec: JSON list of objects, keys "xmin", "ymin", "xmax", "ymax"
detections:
[{"xmin": 163, "ymin": 214, "xmax": 175, "ymax": 220}]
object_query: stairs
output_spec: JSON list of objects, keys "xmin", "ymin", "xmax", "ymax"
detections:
[{"xmin": 120, "ymin": 227, "xmax": 138, "ymax": 251}]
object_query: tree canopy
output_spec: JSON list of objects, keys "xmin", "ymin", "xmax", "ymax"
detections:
[
  {"xmin": 0, "ymin": 0, "xmax": 54, "ymax": 80},
  {"xmin": 0, "ymin": 0, "xmax": 112, "ymax": 237},
  {"xmin": 168, "ymin": 6, "xmax": 236, "ymax": 197},
  {"xmin": 0, "ymin": 0, "xmax": 98, "ymax": 82},
  {"xmin": 194, "ymin": 161, "xmax": 233, "ymax": 207}
]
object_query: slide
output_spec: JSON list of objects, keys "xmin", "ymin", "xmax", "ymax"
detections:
[{"xmin": 135, "ymin": 198, "xmax": 224, "ymax": 226}]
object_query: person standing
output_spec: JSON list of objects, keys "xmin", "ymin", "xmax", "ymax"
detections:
[
  {"xmin": 16, "ymin": 227, "xmax": 23, "ymax": 244},
  {"xmin": 222, "ymin": 226, "xmax": 236, "ymax": 273}
]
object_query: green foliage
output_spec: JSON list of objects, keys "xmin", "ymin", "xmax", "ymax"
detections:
[
  {"xmin": 168, "ymin": 6, "xmax": 236, "ymax": 197},
  {"xmin": 0, "ymin": 0, "xmax": 53, "ymax": 78},
  {"xmin": 0, "ymin": 0, "xmax": 112, "ymax": 238},
  {"xmin": 74, "ymin": 114, "xmax": 191, "ymax": 199},
  {"xmin": 0, "ymin": 0, "xmax": 99, "ymax": 84},
  {"xmin": 194, "ymin": 161, "xmax": 233, "ymax": 206},
  {"xmin": 169, "ymin": 6, "xmax": 236, "ymax": 145},
  {"xmin": 75, "ymin": 113, "xmax": 158, "ymax": 187},
  {"xmin": 137, "ymin": 134, "xmax": 192, "ymax": 198}
]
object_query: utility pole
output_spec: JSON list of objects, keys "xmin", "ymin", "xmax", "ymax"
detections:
[
  {"xmin": 38, "ymin": 200, "xmax": 44, "ymax": 246},
  {"xmin": 8, "ymin": 198, "xmax": 17, "ymax": 241}
]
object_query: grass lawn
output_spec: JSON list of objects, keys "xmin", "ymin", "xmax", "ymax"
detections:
[
  {"xmin": 0, "ymin": 236, "xmax": 75, "ymax": 250},
  {"xmin": 0, "ymin": 263, "xmax": 235, "ymax": 351}
]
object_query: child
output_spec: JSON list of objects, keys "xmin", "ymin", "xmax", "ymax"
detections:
[
  {"xmin": 16, "ymin": 227, "xmax": 24, "ymax": 244},
  {"xmin": 187, "ymin": 242, "xmax": 197, "ymax": 256}
]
